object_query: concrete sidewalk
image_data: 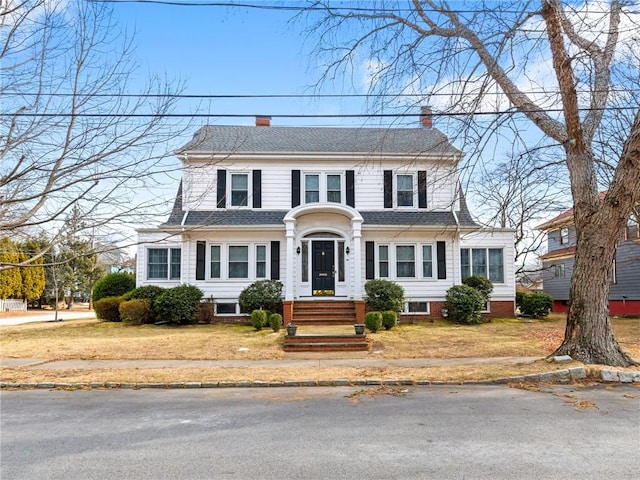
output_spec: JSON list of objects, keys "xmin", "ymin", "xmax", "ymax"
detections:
[
  {"xmin": 0, "ymin": 310, "xmax": 96, "ymax": 326},
  {"xmin": 0, "ymin": 355, "xmax": 541, "ymax": 370}
]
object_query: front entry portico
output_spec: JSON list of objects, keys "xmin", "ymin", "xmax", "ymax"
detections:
[{"xmin": 283, "ymin": 203, "xmax": 364, "ymax": 301}]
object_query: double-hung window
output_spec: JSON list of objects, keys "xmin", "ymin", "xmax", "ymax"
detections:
[
  {"xmin": 147, "ymin": 248, "xmax": 181, "ymax": 280},
  {"xmin": 231, "ymin": 173, "xmax": 248, "ymax": 206},
  {"xmin": 210, "ymin": 245, "xmax": 221, "ymax": 278},
  {"xmin": 256, "ymin": 245, "xmax": 267, "ymax": 278},
  {"xmin": 422, "ymin": 245, "xmax": 433, "ymax": 278},
  {"xmin": 560, "ymin": 227, "xmax": 569, "ymax": 245},
  {"xmin": 396, "ymin": 245, "xmax": 416, "ymax": 277},
  {"xmin": 460, "ymin": 248, "xmax": 504, "ymax": 283},
  {"xmin": 396, "ymin": 174, "xmax": 414, "ymax": 207},
  {"xmin": 303, "ymin": 173, "xmax": 343, "ymax": 204},
  {"xmin": 378, "ymin": 245, "xmax": 389, "ymax": 277}
]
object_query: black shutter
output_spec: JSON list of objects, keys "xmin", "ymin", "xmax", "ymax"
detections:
[
  {"xmin": 418, "ymin": 171, "xmax": 427, "ymax": 208},
  {"xmin": 292, "ymin": 170, "xmax": 301, "ymax": 208},
  {"xmin": 270, "ymin": 241, "xmax": 280, "ymax": 280},
  {"xmin": 365, "ymin": 241, "xmax": 375, "ymax": 280},
  {"xmin": 346, "ymin": 170, "xmax": 355, "ymax": 207},
  {"xmin": 196, "ymin": 241, "xmax": 206, "ymax": 281},
  {"xmin": 216, "ymin": 169, "xmax": 226, "ymax": 208},
  {"xmin": 383, "ymin": 170, "xmax": 393, "ymax": 208},
  {"xmin": 437, "ymin": 241, "xmax": 447, "ymax": 280},
  {"xmin": 252, "ymin": 170, "xmax": 262, "ymax": 208}
]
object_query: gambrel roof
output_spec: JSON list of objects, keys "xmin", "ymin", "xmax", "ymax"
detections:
[{"xmin": 177, "ymin": 125, "xmax": 461, "ymax": 157}]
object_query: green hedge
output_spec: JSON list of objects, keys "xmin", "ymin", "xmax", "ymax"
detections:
[
  {"xmin": 519, "ymin": 292, "xmax": 553, "ymax": 318},
  {"xmin": 153, "ymin": 284, "xmax": 203, "ymax": 325},
  {"xmin": 381, "ymin": 310, "xmax": 398, "ymax": 330},
  {"xmin": 365, "ymin": 311, "xmax": 383, "ymax": 333},
  {"xmin": 119, "ymin": 299, "xmax": 152, "ymax": 325}
]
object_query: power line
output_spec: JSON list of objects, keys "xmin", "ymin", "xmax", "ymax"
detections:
[
  {"xmin": 2, "ymin": 107, "xmax": 637, "ymax": 118},
  {"xmin": 6, "ymin": 89, "xmax": 640, "ymax": 99}
]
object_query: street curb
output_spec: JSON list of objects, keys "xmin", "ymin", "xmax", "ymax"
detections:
[{"xmin": 2, "ymin": 367, "xmax": 639, "ymax": 390}]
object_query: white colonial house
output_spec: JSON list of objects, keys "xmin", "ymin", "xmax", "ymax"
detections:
[{"xmin": 137, "ymin": 110, "xmax": 515, "ymax": 323}]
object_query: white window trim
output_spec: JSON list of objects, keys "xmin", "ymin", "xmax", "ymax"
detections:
[
  {"xmin": 146, "ymin": 247, "xmax": 181, "ymax": 281},
  {"xmin": 215, "ymin": 300, "xmax": 240, "ymax": 315},
  {"xmin": 302, "ymin": 172, "xmax": 345, "ymax": 205},
  {"xmin": 404, "ymin": 300, "xmax": 430, "ymax": 314},
  {"xmin": 374, "ymin": 243, "xmax": 436, "ymax": 280},
  {"xmin": 394, "ymin": 173, "xmax": 417, "ymax": 208},
  {"xmin": 207, "ymin": 242, "xmax": 270, "ymax": 281}
]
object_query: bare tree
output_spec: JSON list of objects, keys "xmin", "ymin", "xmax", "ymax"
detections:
[
  {"xmin": 471, "ymin": 150, "xmax": 568, "ymax": 276},
  {"xmin": 306, "ymin": 0, "xmax": 640, "ymax": 366},
  {"xmin": 0, "ymin": 0, "xmax": 186, "ymax": 268}
]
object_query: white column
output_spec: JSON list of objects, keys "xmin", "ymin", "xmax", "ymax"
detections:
[
  {"xmin": 352, "ymin": 218, "xmax": 363, "ymax": 300},
  {"xmin": 284, "ymin": 219, "xmax": 296, "ymax": 300}
]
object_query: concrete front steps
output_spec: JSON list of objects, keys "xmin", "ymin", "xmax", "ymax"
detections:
[
  {"xmin": 291, "ymin": 300, "xmax": 357, "ymax": 326},
  {"xmin": 283, "ymin": 333, "xmax": 369, "ymax": 352}
]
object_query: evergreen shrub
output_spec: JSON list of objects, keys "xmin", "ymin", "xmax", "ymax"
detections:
[
  {"xmin": 364, "ymin": 279, "xmax": 405, "ymax": 313},
  {"xmin": 381, "ymin": 310, "xmax": 398, "ymax": 330},
  {"xmin": 251, "ymin": 309, "xmax": 268, "ymax": 331},
  {"xmin": 119, "ymin": 299, "xmax": 152, "ymax": 325},
  {"xmin": 153, "ymin": 284, "xmax": 203, "ymax": 325},
  {"xmin": 238, "ymin": 280, "xmax": 283, "ymax": 314},
  {"xmin": 519, "ymin": 292, "xmax": 553, "ymax": 318},
  {"xmin": 462, "ymin": 275, "xmax": 494, "ymax": 304},
  {"xmin": 92, "ymin": 272, "xmax": 135, "ymax": 303},
  {"xmin": 94, "ymin": 296, "xmax": 125, "ymax": 322},
  {"xmin": 365, "ymin": 311, "xmax": 383, "ymax": 333},
  {"xmin": 268, "ymin": 313, "xmax": 283, "ymax": 332},
  {"xmin": 445, "ymin": 285, "xmax": 484, "ymax": 324}
]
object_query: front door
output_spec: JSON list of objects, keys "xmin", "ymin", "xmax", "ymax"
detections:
[{"xmin": 312, "ymin": 241, "xmax": 335, "ymax": 295}]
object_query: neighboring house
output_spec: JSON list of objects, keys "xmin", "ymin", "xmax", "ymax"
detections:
[
  {"xmin": 538, "ymin": 195, "xmax": 640, "ymax": 316},
  {"xmin": 137, "ymin": 109, "xmax": 515, "ymax": 323}
]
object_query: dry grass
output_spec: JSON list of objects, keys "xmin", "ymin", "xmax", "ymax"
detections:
[{"xmin": 1, "ymin": 314, "xmax": 638, "ymax": 384}]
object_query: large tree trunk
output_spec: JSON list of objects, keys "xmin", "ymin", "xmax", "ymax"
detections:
[
  {"xmin": 553, "ymin": 144, "xmax": 639, "ymax": 367},
  {"xmin": 554, "ymin": 217, "xmax": 637, "ymax": 366}
]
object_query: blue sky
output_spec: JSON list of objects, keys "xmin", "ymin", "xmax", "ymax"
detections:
[{"xmin": 110, "ymin": 2, "xmax": 376, "ymax": 131}]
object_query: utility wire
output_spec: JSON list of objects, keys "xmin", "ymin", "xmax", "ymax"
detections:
[{"xmin": 2, "ymin": 107, "xmax": 637, "ymax": 118}]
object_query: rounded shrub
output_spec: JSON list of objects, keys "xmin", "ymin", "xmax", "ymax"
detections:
[
  {"xmin": 126, "ymin": 285, "xmax": 165, "ymax": 322},
  {"xmin": 445, "ymin": 285, "xmax": 484, "ymax": 324},
  {"xmin": 364, "ymin": 279, "xmax": 405, "ymax": 313},
  {"xmin": 238, "ymin": 280, "xmax": 283, "ymax": 314},
  {"xmin": 92, "ymin": 273, "xmax": 136, "ymax": 303},
  {"xmin": 153, "ymin": 284, "xmax": 203, "ymax": 325},
  {"xmin": 462, "ymin": 275, "xmax": 493, "ymax": 304},
  {"xmin": 251, "ymin": 309, "xmax": 268, "ymax": 331},
  {"xmin": 268, "ymin": 313, "xmax": 283, "ymax": 332},
  {"xmin": 519, "ymin": 292, "xmax": 553, "ymax": 318},
  {"xmin": 94, "ymin": 296, "xmax": 125, "ymax": 322},
  {"xmin": 365, "ymin": 311, "xmax": 383, "ymax": 333},
  {"xmin": 381, "ymin": 310, "xmax": 398, "ymax": 330},
  {"xmin": 119, "ymin": 299, "xmax": 152, "ymax": 325}
]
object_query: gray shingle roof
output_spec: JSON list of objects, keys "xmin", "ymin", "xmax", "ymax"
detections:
[
  {"xmin": 161, "ymin": 183, "xmax": 478, "ymax": 229},
  {"xmin": 176, "ymin": 125, "xmax": 460, "ymax": 156}
]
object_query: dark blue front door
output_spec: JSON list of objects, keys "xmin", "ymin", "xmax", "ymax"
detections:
[{"xmin": 312, "ymin": 241, "xmax": 335, "ymax": 295}]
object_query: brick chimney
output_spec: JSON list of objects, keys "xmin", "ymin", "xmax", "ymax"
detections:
[
  {"xmin": 420, "ymin": 106, "xmax": 433, "ymax": 128},
  {"xmin": 255, "ymin": 115, "xmax": 271, "ymax": 127}
]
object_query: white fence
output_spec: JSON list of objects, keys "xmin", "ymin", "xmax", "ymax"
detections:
[{"xmin": 0, "ymin": 299, "xmax": 27, "ymax": 311}]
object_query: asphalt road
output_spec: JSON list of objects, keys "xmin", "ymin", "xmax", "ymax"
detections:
[{"xmin": 1, "ymin": 385, "xmax": 638, "ymax": 480}]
